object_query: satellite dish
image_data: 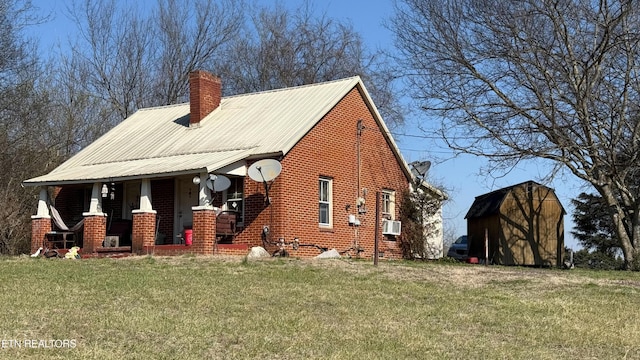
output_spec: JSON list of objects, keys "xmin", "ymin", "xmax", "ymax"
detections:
[
  {"xmin": 410, "ymin": 160, "xmax": 431, "ymax": 179},
  {"xmin": 248, "ymin": 159, "xmax": 282, "ymax": 182},
  {"xmin": 247, "ymin": 159, "xmax": 282, "ymax": 205},
  {"xmin": 210, "ymin": 174, "xmax": 231, "ymax": 192}
]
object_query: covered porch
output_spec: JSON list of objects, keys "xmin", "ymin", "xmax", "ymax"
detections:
[{"xmin": 29, "ymin": 170, "xmax": 250, "ymax": 258}]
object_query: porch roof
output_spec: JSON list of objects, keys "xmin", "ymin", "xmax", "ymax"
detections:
[{"xmin": 24, "ymin": 149, "xmax": 254, "ymax": 186}]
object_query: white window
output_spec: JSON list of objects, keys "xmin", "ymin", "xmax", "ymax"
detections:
[
  {"xmin": 319, "ymin": 178, "xmax": 332, "ymax": 226},
  {"xmin": 224, "ymin": 177, "xmax": 244, "ymax": 223},
  {"xmin": 381, "ymin": 189, "xmax": 395, "ymax": 219}
]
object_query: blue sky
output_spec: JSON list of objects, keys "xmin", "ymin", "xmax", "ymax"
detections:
[{"xmin": 31, "ymin": 0, "xmax": 586, "ymax": 249}]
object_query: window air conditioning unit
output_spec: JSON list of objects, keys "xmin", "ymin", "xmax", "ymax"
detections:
[{"xmin": 382, "ymin": 220, "xmax": 401, "ymax": 236}]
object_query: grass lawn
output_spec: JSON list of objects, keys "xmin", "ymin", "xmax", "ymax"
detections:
[{"xmin": 1, "ymin": 255, "xmax": 640, "ymax": 359}]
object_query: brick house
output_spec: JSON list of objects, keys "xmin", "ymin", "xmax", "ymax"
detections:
[{"xmin": 25, "ymin": 70, "xmax": 445, "ymax": 258}]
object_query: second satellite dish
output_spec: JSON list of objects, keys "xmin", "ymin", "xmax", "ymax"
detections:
[
  {"xmin": 248, "ymin": 159, "xmax": 282, "ymax": 182},
  {"xmin": 410, "ymin": 160, "xmax": 431, "ymax": 179},
  {"xmin": 206, "ymin": 174, "xmax": 231, "ymax": 192},
  {"xmin": 247, "ymin": 159, "xmax": 282, "ymax": 205},
  {"xmin": 213, "ymin": 175, "xmax": 231, "ymax": 192}
]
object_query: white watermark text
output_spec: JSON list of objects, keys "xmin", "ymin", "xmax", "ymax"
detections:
[{"xmin": 1, "ymin": 339, "xmax": 76, "ymax": 349}]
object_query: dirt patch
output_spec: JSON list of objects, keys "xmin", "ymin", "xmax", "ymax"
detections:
[
  {"xmin": 302, "ymin": 260, "xmax": 603, "ymax": 289},
  {"xmin": 109, "ymin": 255, "xmax": 634, "ymax": 290}
]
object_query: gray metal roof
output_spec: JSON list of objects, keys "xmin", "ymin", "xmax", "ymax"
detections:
[{"xmin": 24, "ymin": 75, "xmax": 445, "ymax": 200}]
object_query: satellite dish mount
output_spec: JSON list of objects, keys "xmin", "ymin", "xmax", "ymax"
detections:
[
  {"xmin": 410, "ymin": 160, "xmax": 431, "ymax": 182},
  {"xmin": 247, "ymin": 159, "xmax": 282, "ymax": 205}
]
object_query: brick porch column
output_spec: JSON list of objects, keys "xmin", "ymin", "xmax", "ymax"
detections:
[
  {"xmin": 83, "ymin": 215, "xmax": 107, "ymax": 253},
  {"xmin": 131, "ymin": 179, "xmax": 157, "ymax": 255},
  {"xmin": 82, "ymin": 182, "xmax": 107, "ymax": 253},
  {"xmin": 192, "ymin": 206, "xmax": 216, "ymax": 255},
  {"xmin": 30, "ymin": 188, "xmax": 51, "ymax": 254},
  {"xmin": 31, "ymin": 217, "xmax": 51, "ymax": 254},
  {"xmin": 132, "ymin": 211, "xmax": 156, "ymax": 255}
]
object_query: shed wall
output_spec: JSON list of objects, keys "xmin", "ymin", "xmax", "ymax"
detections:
[
  {"xmin": 498, "ymin": 184, "xmax": 564, "ymax": 266},
  {"xmin": 467, "ymin": 214, "xmax": 501, "ymax": 262},
  {"xmin": 467, "ymin": 183, "xmax": 564, "ymax": 266}
]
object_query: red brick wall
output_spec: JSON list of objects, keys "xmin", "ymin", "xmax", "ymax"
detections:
[
  {"xmin": 55, "ymin": 184, "xmax": 125, "ymax": 222},
  {"xmin": 83, "ymin": 215, "xmax": 107, "ymax": 253},
  {"xmin": 151, "ymin": 179, "xmax": 174, "ymax": 243},
  {"xmin": 217, "ymin": 243, "xmax": 249, "ymax": 256},
  {"xmin": 54, "ymin": 185, "xmax": 87, "ymax": 224},
  {"xmin": 132, "ymin": 212, "xmax": 156, "ymax": 254},
  {"xmin": 192, "ymin": 209, "xmax": 216, "ymax": 254},
  {"xmin": 31, "ymin": 217, "xmax": 52, "ymax": 254},
  {"xmin": 233, "ymin": 167, "xmax": 273, "ymax": 250},
  {"xmin": 235, "ymin": 87, "xmax": 409, "ymax": 259},
  {"xmin": 55, "ymin": 183, "xmax": 122, "ymax": 223},
  {"xmin": 143, "ymin": 244, "xmax": 190, "ymax": 256}
]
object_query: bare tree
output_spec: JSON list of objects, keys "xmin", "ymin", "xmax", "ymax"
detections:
[
  {"xmin": 391, "ymin": 0, "xmax": 640, "ymax": 268},
  {"xmin": 0, "ymin": 0, "xmax": 56, "ymax": 254},
  {"xmin": 152, "ymin": 0, "xmax": 244, "ymax": 104},
  {"xmin": 60, "ymin": 0, "xmax": 404, "ymax": 136},
  {"xmin": 399, "ymin": 188, "xmax": 445, "ymax": 260},
  {"xmin": 63, "ymin": 0, "xmax": 244, "ymax": 126},
  {"xmin": 67, "ymin": 0, "xmax": 155, "ymax": 122},
  {"xmin": 42, "ymin": 54, "xmax": 110, "ymax": 155},
  {"xmin": 0, "ymin": 74, "xmax": 62, "ymax": 255},
  {"xmin": 219, "ymin": 2, "xmax": 403, "ymax": 127}
]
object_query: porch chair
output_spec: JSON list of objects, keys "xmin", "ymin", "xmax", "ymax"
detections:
[
  {"xmin": 216, "ymin": 211, "xmax": 237, "ymax": 244},
  {"xmin": 46, "ymin": 205, "xmax": 84, "ymax": 249}
]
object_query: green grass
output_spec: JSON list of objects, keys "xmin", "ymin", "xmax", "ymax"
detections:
[{"xmin": 1, "ymin": 256, "xmax": 640, "ymax": 359}]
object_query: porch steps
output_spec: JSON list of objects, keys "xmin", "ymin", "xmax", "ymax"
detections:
[{"xmin": 82, "ymin": 246, "xmax": 134, "ymax": 258}]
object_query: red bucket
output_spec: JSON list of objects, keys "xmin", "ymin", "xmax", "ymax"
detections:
[{"xmin": 184, "ymin": 229, "xmax": 193, "ymax": 246}]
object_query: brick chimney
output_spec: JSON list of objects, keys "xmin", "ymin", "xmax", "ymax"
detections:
[{"xmin": 189, "ymin": 70, "xmax": 221, "ymax": 126}]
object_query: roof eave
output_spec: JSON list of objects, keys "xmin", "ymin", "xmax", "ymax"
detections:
[
  {"xmin": 22, "ymin": 167, "xmax": 212, "ymax": 187},
  {"xmin": 355, "ymin": 80, "xmax": 446, "ymax": 199},
  {"xmin": 245, "ymin": 151, "xmax": 284, "ymax": 160},
  {"xmin": 417, "ymin": 179, "xmax": 448, "ymax": 200}
]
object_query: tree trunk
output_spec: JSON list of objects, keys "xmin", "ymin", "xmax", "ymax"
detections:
[
  {"xmin": 600, "ymin": 184, "xmax": 637, "ymax": 270},
  {"xmin": 619, "ymin": 235, "xmax": 636, "ymax": 270}
]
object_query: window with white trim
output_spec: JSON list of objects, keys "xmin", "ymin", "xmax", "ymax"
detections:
[
  {"xmin": 223, "ymin": 177, "xmax": 244, "ymax": 224},
  {"xmin": 381, "ymin": 189, "xmax": 395, "ymax": 219},
  {"xmin": 319, "ymin": 177, "xmax": 332, "ymax": 226}
]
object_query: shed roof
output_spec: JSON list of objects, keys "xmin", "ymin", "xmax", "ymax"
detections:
[
  {"xmin": 25, "ymin": 76, "xmax": 445, "ymax": 200},
  {"xmin": 465, "ymin": 180, "xmax": 561, "ymax": 219}
]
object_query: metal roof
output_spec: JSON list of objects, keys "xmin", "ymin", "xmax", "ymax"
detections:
[
  {"xmin": 464, "ymin": 181, "xmax": 564, "ymax": 219},
  {"xmin": 24, "ymin": 149, "xmax": 253, "ymax": 185},
  {"xmin": 464, "ymin": 187, "xmax": 511, "ymax": 219},
  {"xmin": 24, "ymin": 75, "xmax": 446, "ymax": 199}
]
